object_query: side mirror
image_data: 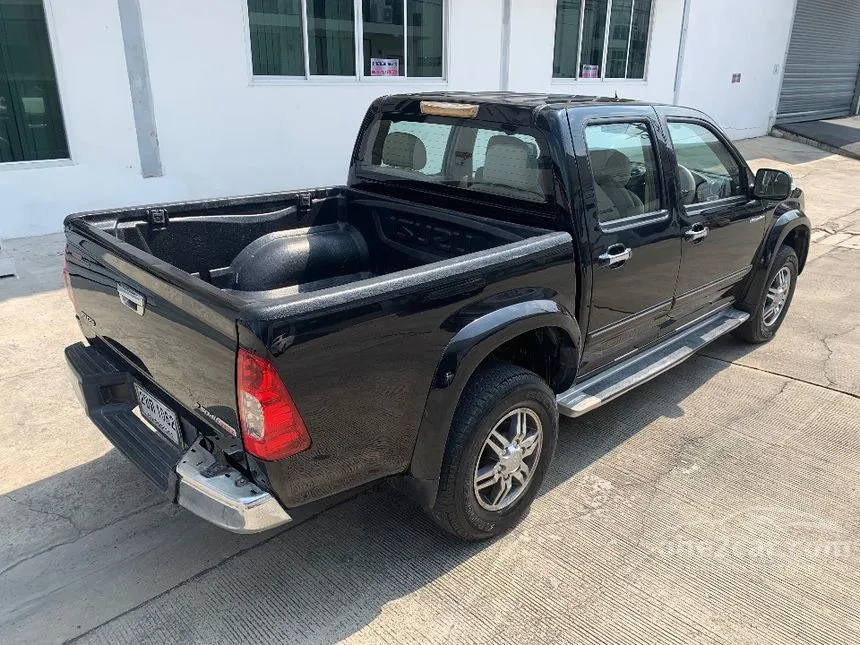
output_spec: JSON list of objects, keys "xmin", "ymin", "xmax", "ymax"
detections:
[{"xmin": 753, "ymin": 168, "xmax": 793, "ymax": 200}]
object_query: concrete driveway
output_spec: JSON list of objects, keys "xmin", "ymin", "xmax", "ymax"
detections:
[{"xmin": 1, "ymin": 136, "xmax": 858, "ymax": 644}]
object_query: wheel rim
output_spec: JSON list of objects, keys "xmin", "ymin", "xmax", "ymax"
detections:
[
  {"xmin": 763, "ymin": 266, "xmax": 792, "ymax": 327},
  {"xmin": 473, "ymin": 408, "xmax": 543, "ymax": 512}
]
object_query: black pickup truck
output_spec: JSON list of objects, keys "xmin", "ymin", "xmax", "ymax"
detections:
[{"xmin": 64, "ymin": 93, "xmax": 809, "ymax": 541}]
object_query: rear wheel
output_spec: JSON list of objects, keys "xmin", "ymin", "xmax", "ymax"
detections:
[
  {"xmin": 430, "ymin": 363, "xmax": 558, "ymax": 541},
  {"xmin": 733, "ymin": 244, "xmax": 798, "ymax": 343}
]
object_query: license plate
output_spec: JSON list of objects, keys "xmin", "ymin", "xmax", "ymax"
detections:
[{"xmin": 134, "ymin": 383, "xmax": 181, "ymax": 444}]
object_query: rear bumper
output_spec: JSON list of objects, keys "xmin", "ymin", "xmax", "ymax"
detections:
[
  {"xmin": 64, "ymin": 342, "xmax": 291, "ymax": 533},
  {"xmin": 176, "ymin": 436, "xmax": 292, "ymax": 533}
]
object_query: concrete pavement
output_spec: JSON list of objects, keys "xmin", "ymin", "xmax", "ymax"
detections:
[{"xmin": 1, "ymin": 136, "xmax": 859, "ymax": 644}]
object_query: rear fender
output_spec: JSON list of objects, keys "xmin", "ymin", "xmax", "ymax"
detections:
[{"xmin": 403, "ymin": 299, "xmax": 581, "ymax": 507}]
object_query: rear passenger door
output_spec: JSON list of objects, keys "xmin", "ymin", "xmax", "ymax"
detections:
[
  {"xmin": 569, "ymin": 108, "xmax": 682, "ymax": 375},
  {"xmin": 657, "ymin": 112, "xmax": 768, "ymax": 324}
]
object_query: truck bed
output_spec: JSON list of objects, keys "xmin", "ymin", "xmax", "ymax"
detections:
[
  {"xmin": 76, "ymin": 186, "xmax": 549, "ymax": 299},
  {"xmin": 65, "ymin": 186, "xmax": 574, "ymax": 508}
]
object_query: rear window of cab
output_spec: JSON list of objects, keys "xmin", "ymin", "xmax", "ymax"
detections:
[{"xmin": 356, "ymin": 116, "xmax": 555, "ymax": 205}]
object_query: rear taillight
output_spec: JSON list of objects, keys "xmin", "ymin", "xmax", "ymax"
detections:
[{"xmin": 237, "ymin": 348, "xmax": 310, "ymax": 461}]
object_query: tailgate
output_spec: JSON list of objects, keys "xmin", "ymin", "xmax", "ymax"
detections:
[{"xmin": 65, "ymin": 222, "xmax": 242, "ymax": 441}]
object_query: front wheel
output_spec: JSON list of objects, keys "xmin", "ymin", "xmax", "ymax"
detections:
[
  {"xmin": 733, "ymin": 244, "xmax": 799, "ymax": 344},
  {"xmin": 429, "ymin": 363, "xmax": 558, "ymax": 541}
]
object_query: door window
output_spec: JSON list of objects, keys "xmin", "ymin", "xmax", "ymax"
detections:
[
  {"xmin": 584, "ymin": 121, "xmax": 662, "ymax": 223},
  {"xmin": 668, "ymin": 122, "xmax": 745, "ymax": 205}
]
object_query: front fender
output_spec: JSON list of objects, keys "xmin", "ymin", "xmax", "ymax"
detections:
[
  {"xmin": 403, "ymin": 299, "xmax": 581, "ymax": 507},
  {"xmin": 739, "ymin": 207, "xmax": 810, "ymax": 309}
]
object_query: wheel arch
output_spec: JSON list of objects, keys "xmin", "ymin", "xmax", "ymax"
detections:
[
  {"xmin": 739, "ymin": 209, "xmax": 810, "ymax": 311},
  {"xmin": 401, "ymin": 299, "xmax": 581, "ymax": 508}
]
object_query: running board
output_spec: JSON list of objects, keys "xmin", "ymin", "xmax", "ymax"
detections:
[{"xmin": 557, "ymin": 308, "xmax": 749, "ymax": 417}]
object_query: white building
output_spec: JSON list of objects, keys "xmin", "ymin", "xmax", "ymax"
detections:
[{"xmin": 1, "ymin": 0, "xmax": 859, "ymax": 240}]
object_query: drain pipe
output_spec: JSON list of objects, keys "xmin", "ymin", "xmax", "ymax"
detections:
[
  {"xmin": 673, "ymin": 0, "xmax": 693, "ymax": 105},
  {"xmin": 500, "ymin": 0, "xmax": 512, "ymax": 91}
]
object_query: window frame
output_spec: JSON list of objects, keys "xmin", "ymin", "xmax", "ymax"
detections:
[
  {"xmin": 243, "ymin": 0, "xmax": 449, "ymax": 84},
  {"xmin": 0, "ymin": 0, "xmax": 72, "ymax": 167},
  {"xmin": 551, "ymin": 0, "xmax": 655, "ymax": 83},
  {"xmin": 581, "ymin": 116, "xmax": 669, "ymax": 232},
  {"xmin": 666, "ymin": 117, "xmax": 753, "ymax": 212}
]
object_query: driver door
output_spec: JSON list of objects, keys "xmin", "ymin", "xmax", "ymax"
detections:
[{"xmin": 657, "ymin": 111, "xmax": 769, "ymax": 324}]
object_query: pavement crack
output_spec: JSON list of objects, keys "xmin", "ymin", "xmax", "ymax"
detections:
[
  {"xmin": 820, "ymin": 324, "xmax": 859, "ymax": 390},
  {"xmin": 698, "ymin": 353, "xmax": 860, "ymax": 401},
  {"xmin": 0, "ymin": 500, "xmax": 163, "ymax": 579},
  {"xmin": 4, "ymin": 492, "xmax": 83, "ymax": 535}
]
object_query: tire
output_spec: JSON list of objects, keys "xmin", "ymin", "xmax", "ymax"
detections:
[
  {"xmin": 732, "ymin": 244, "xmax": 799, "ymax": 344},
  {"xmin": 429, "ymin": 363, "xmax": 558, "ymax": 541}
]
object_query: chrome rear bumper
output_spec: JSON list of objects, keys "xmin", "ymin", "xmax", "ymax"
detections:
[
  {"xmin": 176, "ymin": 437, "xmax": 292, "ymax": 533},
  {"xmin": 65, "ymin": 342, "xmax": 291, "ymax": 534}
]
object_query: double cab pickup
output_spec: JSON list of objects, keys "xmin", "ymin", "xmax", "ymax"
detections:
[{"xmin": 64, "ymin": 93, "xmax": 809, "ymax": 541}]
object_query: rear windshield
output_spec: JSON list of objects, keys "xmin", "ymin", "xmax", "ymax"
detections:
[{"xmin": 356, "ymin": 116, "xmax": 554, "ymax": 204}]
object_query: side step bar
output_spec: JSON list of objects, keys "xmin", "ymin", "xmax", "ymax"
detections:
[{"xmin": 557, "ymin": 307, "xmax": 749, "ymax": 417}]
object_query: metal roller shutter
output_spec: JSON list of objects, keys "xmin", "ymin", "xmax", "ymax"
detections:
[{"xmin": 776, "ymin": 0, "xmax": 860, "ymax": 124}]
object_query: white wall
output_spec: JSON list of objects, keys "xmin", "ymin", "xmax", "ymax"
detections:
[
  {"xmin": 0, "ymin": 0, "xmax": 182, "ymax": 240},
  {"xmin": 0, "ymin": 0, "xmax": 798, "ymax": 239},
  {"xmin": 0, "ymin": 0, "xmax": 502, "ymax": 239},
  {"xmin": 138, "ymin": 0, "xmax": 502, "ymax": 201},
  {"xmin": 676, "ymin": 0, "xmax": 796, "ymax": 138},
  {"xmin": 507, "ymin": 0, "xmax": 685, "ymax": 103}
]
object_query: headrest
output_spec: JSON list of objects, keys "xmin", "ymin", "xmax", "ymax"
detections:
[
  {"xmin": 382, "ymin": 132, "xmax": 427, "ymax": 170},
  {"xmin": 590, "ymin": 149, "xmax": 632, "ymax": 186},
  {"xmin": 482, "ymin": 135, "xmax": 540, "ymax": 191}
]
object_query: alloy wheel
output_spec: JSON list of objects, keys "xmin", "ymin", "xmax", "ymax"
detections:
[
  {"xmin": 473, "ymin": 408, "xmax": 543, "ymax": 512},
  {"xmin": 763, "ymin": 266, "xmax": 792, "ymax": 327}
]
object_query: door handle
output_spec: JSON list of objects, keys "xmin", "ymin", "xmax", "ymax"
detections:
[
  {"xmin": 684, "ymin": 224, "xmax": 709, "ymax": 242},
  {"xmin": 599, "ymin": 244, "xmax": 632, "ymax": 267},
  {"xmin": 117, "ymin": 283, "xmax": 146, "ymax": 316}
]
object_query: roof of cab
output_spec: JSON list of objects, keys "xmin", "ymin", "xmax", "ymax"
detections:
[
  {"xmin": 370, "ymin": 91, "xmax": 663, "ymax": 128},
  {"xmin": 376, "ymin": 91, "xmax": 658, "ymax": 110}
]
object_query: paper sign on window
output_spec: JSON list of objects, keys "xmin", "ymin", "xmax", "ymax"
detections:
[
  {"xmin": 581, "ymin": 64, "xmax": 599, "ymax": 79},
  {"xmin": 371, "ymin": 58, "xmax": 400, "ymax": 76}
]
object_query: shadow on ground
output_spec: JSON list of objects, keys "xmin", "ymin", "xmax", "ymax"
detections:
[{"xmin": 5, "ymin": 351, "xmax": 736, "ymax": 644}]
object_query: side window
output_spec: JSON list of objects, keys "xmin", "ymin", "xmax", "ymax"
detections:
[
  {"xmin": 385, "ymin": 121, "xmax": 453, "ymax": 175},
  {"xmin": 668, "ymin": 122, "xmax": 744, "ymax": 205},
  {"xmin": 584, "ymin": 122, "xmax": 662, "ymax": 223}
]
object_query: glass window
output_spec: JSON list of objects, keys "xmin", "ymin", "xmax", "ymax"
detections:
[
  {"xmin": 627, "ymin": 0, "xmax": 652, "ymax": 79},
  {"xmin": 363, "ymin": 0, "xmax": 404, "ymax": 77},
  {"xmin": 248, "ymin": 0, "xmax": 305, "ymax": 76},
  {"xmin": 668, "ymin": 122, "xmax": 744, "ymax": 205},
  {"xmin": 580, "ymin": 0, "xmax": 607, "ymax": 77},
  {"xmin": 359, "ymin": 118, "xmax": 553, "ymax": 204},
  {"xmin": 552, "ymin": 0, "xmax": 581, "ymax": 79},
  {"xmin": 407, "ymin": 0, "xmax": 443, "ymax": 77},
  {"xmin": 584, "ymin": 122, "xmax": 662, "ymax": 223},
  {"xmin": 247, "ymin": 0, "xmax": 444, "ymax": 78},
  {"xmin": 605, "ymin": 0, "xmax": 632, "ymax": 78},
  {"xmin": 0, "ymin": 0, "xmax": 69, "ymax": 163},
  {"xmin": 552, "ymin": 0, "xmax": 652, "ymax": 80},
  {"xmin": 307, "ymin": 0, "xmax": 355, "ymax": 76},
  {"xmin": 468, "ymin": 128, "xmax": 550, "ymax": 203},
  {"xmin": 385, "ymin": 121, "xmax": 451, "ymax": 175}
]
